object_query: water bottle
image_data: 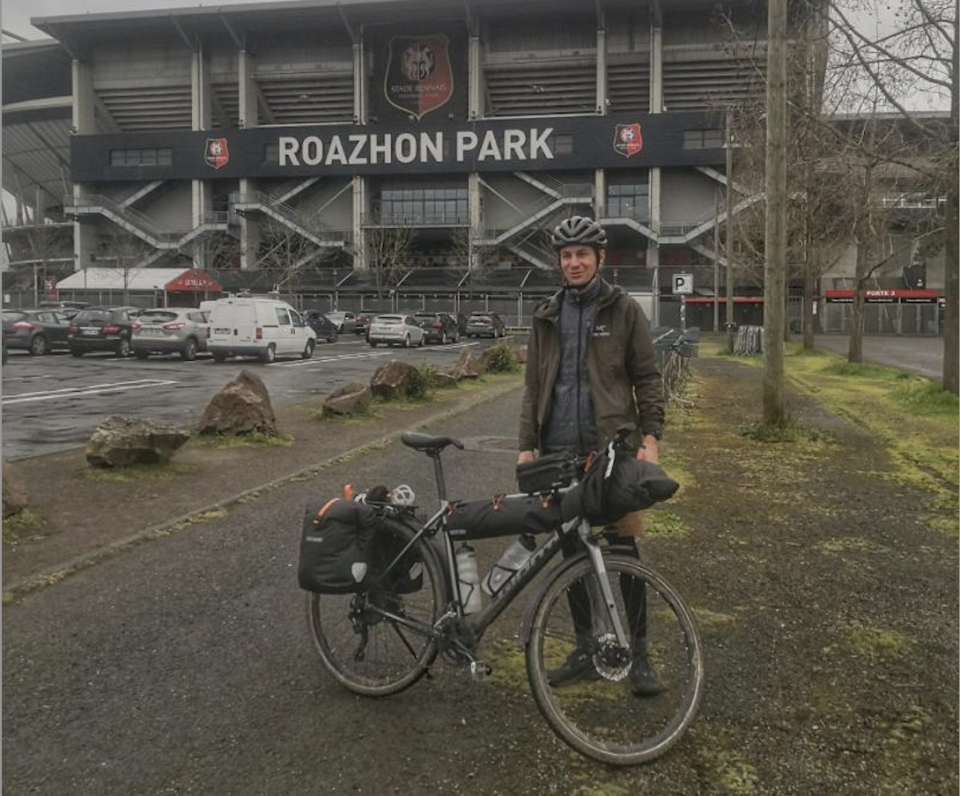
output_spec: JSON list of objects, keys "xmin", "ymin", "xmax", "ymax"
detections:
[
  {"xmin": 455, "ymin": 543, "xmax": 483, "ymax": 614},
  {"xmin": 482, "ymin": 534, "xmax": 536, "ymax": 597}
]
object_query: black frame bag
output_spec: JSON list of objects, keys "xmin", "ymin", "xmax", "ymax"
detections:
[
  {"xmin": 561, "ymin": 446, "xmax": 680, "ymax": 525},
  {"xmin": 446, "ymin": 494, "xmax": 562, "ymax": 540},
  {"xmin": 298, "ymin": 498, "xmax": 380, "ymax": 593}
]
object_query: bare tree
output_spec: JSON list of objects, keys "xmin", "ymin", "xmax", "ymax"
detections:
[
  {"xmin": 827, "ymin": 0, "xmax": 958, "ymax": 391},
  {"xmin": 449, "ymin": 225, "xmax": 497, "ymax": 290},
  {"xmin": 254, "ymin": 218, "xmax": 341, "ymax": 298},
  {"xmin": 365, "ymin": 212, "xmax": 414, "ymax": 297},
  {"xmin": 97, "ymin": 227, "xmax": 156, "ymax": 304}
]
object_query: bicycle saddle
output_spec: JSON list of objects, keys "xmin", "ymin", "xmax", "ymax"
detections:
[{"xmin": 401, "ymin": 431, "xmax": 464, "ymax": 452}]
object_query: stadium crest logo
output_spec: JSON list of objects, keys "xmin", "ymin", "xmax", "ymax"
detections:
[
  {"xmin": 384, "ymin": 34, "xmax": 453, "ymax": 120},
  {"xmin": 613, "ymin": 123, "xmax": 643, "ymax": 158},
  {"xmin": 204, "ymin": 138, "xmax": 230, "ymax": 170}
]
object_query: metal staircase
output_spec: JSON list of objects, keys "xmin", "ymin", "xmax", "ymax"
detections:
[
  {"xmin": 476, "ymin": 175, "xmax": 593, "ymax": 247},
  {"xmin": 230, "ymin": 191, "xmax": 349, "ymax": 249}
]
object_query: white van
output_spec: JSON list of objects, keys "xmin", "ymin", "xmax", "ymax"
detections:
[{"xmin": 206, "ymin": 296, "xmax": 316, "ymax": 363}]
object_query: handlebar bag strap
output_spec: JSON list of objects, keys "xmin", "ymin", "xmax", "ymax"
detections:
[{"xmin": 298, "ymin": 498, "xmax": 380, "ymax": 593}]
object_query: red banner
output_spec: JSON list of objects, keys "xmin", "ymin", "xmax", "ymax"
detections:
[{"xmin": 164, "ymin": 270, "xmax": 223, "ymax": 293}]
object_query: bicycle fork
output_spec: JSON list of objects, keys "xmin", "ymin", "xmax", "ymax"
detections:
[{"xmin": 580, "ymin": 523, "xmax": 631, "ymax": 651}]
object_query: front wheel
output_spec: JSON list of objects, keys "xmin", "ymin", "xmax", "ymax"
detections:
[
  {"xmin": 260, "ymin": 344, "xmax": 276, "ymax": 363},
  {"xmin": 403, "ymin": 334, "xmax": 411, "ymax": 348},
  {"xmin": 525, "ymin": 552, "xmax": 703, "ymax": 766},
  {"xmin": 180, "ymin": 338, "xmax": 198, "ymax": 361},
  {"xmin": 301, "ymin": 340, "xmax": 315, "ymax": 359},
  {"xmin": 307, "ymin": 518, "xmax": 443, "ymax": 697}
]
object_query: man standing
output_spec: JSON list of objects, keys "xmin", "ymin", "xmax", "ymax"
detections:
[{"xmin": 517, "ymin": 215, "xmax": 665, "ymax": 696}]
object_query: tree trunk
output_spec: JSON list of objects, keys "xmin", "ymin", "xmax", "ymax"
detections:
[
  {"xmin": 848, "ymin": 279, "xmax": 865, "ymax": 363},
  {"xmin": 763, "ymin": 0, "xmax": 788, "ymax": 425},
  {"xmin": 943, "ymin": 158, "xmax": 959, "ymax": 394},
  {"xmin": 803, "ymin": 259, "xmax": 816, "ymax": 350},
  {"xmin": 725, "ymin": 113, "xmax": 736, "ymax": 354}
]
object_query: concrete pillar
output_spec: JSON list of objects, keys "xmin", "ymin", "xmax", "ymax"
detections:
[
  {"xmin": 239, "ymin": 49, "xmax": 261, "ymax": 270},
  {"xmin": 353, "ymin": 40, "xmax": 365, "ymax": 123},
  {"xmin": 352, "ymin": 176, "xmax": 367, "ymax": 271},
  {"xmin": 191, "ymin": 46, "xmax": 213, "ymax": 267},
  {"xmin": 72, "ymin": 58, "xmax": 98, "ymax": 272},
  {"xmin": 594, "ymin": 170, "xmax": 606, "ymax": 220},
  {"xmin": 650, "ymin": 5, "xmax": 663, "ymax": 114},
  {"xmin": 595, "ymin": 21, "xmax": 607, "ymax": 115},
  {"xmin": 468, "ymin": 31, "xmax": 482, "ymax": 119},
  {"xmin": 469, "ymin": 172, "xmax": 482, "ymax": 272}
]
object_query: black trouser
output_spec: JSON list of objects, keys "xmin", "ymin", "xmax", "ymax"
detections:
[{"xmin": 560, "ymin": 528, "xmax": 647, "ymax": 651}]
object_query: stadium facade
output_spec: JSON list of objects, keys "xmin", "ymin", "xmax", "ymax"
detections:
[{"xmin": 1, "ymin": 0, "xmax": 946, "ymax": 332}]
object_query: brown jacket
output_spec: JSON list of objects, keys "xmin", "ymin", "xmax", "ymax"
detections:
[{"xmin": 518, "ymin": 279, "xmax": 664, "ymax": 453}]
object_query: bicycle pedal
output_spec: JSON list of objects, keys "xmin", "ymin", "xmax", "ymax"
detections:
[{"xmin": 469, "ymin": 660, "xmax": 492, "ymax": 681}]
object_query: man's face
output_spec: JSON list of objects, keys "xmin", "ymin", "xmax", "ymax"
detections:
[{"xmin": 559, "ymin": 245, "xmax": 603, "ymax": 288}]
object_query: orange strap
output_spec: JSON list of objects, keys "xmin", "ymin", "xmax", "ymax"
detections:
[{"xmin": 313, "ymin": 497, "xmax": 341, "ymax": 524}]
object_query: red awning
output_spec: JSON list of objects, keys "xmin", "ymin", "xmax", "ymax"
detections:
[{"xmin": 164, "ymin": 269, "xmax": 223, "ymax": 293}]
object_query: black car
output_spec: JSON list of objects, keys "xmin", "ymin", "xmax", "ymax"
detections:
[
  {"xmin": 305, "ymin": 311, "xmax": 340, "ymax": 343},
  {"xmin": 413, "ymin": 312, "xmax": 460, "ymax": 344},
  {"xmin": 465, "ymin": 312, "xmax": 507, "ymax": 339},
  {"xmin": 1, "ymin": 309, "xmax": 73, "ymax": 355},
  {"xmin": 67, "ymin": 306, "xmax": 141, "ymax": 357}
]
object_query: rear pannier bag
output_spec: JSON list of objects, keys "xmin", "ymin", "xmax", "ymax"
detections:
[
  {"xmin": 516, "ymin": 452, "xmax": 579, "ymax": 494},
  {"xmin": 298, "ymin": 498, "xmax": 379, "ymax": 593},
  {"xmin": 369, "ymin": 521, "xmax": 424, "ymax": 595},
  {"xmin": 446, "ymin": 494, "xmax": 562, "ymax": 541}
]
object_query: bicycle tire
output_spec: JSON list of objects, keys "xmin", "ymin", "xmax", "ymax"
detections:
[
  {"xmin": 525, "ymin": 552, "xmax": 703, "ymax": 765},
  {"xmin": 307, "ymin": 518, "xmax": 443, "ymax": 697}
]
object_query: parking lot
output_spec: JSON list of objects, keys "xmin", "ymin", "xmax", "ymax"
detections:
[{"xmin": 1, "ymin": 335, "xmax": 492, "ymax": 460}]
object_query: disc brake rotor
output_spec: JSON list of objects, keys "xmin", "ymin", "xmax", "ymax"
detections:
[{"xmin": 592, "ymin": 633, "xmax": 632, "ymax": 681}]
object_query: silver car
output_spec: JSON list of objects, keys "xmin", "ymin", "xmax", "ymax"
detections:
[
  {"xmin": 131, "ymin": 308, "xmax": 210, "ymax": 360},
  {"xmin": 367, "ymin": 314, "xmax": 425, "ymax": 347}
]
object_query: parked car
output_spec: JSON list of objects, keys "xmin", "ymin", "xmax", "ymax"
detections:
[
  {"xmin": 131, "ymin": 308, "xmax": 210, "ymax": 361},
  {"xmin": 305, "ymin": 311, "xmax": 339, "ymax": 343},
  {"xmin": 38, "ymin": 300, "xmax": 89, "ymax": 320},
  {"xmin": 353, "ymin": 312, "xmax": 369, "ymax": 336},
  {"xmin": 367, "ymin": 314, "xmax": 425, "ymax": 347},
  {"xmin": 206, "ymin": 296, "xmax": 316, "ymax": 362},
  {"xmin": 2, "ymin": 309, "xmax": 73, "ymax": 355},
  {"xmin": 326, "ymin": 310, "xmax": 359, "ymax": 334},
  {"xmin": 465, "ymin": 312, "xmax": 507, "ymax": 339},
  {"xmin": 67, "ymin": 306, "xmax": 142, "ymax": 357},
  {"xmin": 413, "ymin": 312, "xmax": 460, "ymax": 344}
]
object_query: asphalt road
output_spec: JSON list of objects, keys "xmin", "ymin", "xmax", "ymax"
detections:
[
  {"xmin": 1, "ymin": 335, "xmax": 496, "ymax": 460},
  {"xmin": 2, "ymin": 388, "xmax": 573, "ymax": 796},
  {"xmin": 813, "ymin": 334, "xmax": 944, "ymax": 379}
]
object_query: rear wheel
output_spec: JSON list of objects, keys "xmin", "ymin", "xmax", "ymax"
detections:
[
  {"xmin": 307, "ymin": 518, "xmax": 443, "ymax": 697},
  {"xmin": 70, "ymin": 347, "xmax": 84, "ymax": 358},
  {"xmin": 29, "ymin": 335, "xmax": 48, "ymax": 356},
  {"xmin": 403, "ymin": 334, "xmax": 411, "ymax": 348},
  {"xmin": 260, "ymin": 344, "xmax": 276, "ymax": 363},
  {"xmin": 369, "ymin": 341, "xmax": 378, "ymax": 348},
  {"xmin": 440, "ymin": 331, "xmax": 447, "ymax": 345},
  {"xmin": 525, "ymin": 552, "xmax": 703, "ymax": 766},
  {"xmin": 180, "ymin": 338, "xmax": 198, "ymax": 361},
  {"xmin": 302, "ymin": 340, "xmax": 315, "ymax": 359},
  {"xmin": 116, "ymin": 338, "xmax": 131, "ymax": 358},
  {"xmin": 134, "ymin": 351, "xmax": 150, "ymax": 360}
]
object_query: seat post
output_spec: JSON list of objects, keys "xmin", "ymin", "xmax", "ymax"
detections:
[{"xmin": 430, "ymin": 452, "xmax": 448, "ymax": 504}]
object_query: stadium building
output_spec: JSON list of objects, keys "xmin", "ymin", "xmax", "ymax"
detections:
[{"xmin": 1, "ymin": 0, "xmax": 946, "ymax": 332}]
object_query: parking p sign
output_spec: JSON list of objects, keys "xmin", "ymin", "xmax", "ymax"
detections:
[{"xmin": 673, "ymin": 273, "xmax": 694, "ymax": 295}]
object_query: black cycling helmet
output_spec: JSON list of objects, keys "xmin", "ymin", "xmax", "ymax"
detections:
[{"xmin": 551, "ymin": 215, "xmax": 607, "ymax": 250}]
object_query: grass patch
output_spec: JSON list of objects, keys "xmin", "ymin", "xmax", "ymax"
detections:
[
  {"xmin": 695, "ymin": 733, "xmax": 760, "ymax": 796},
  {"xmin": 645, "ymin": 511, "xmax": 689, "ymax": 538},
  {"xmin": 891, "ymin": 378, "xmax": 960, "ymax": 417},
  {"xmin": 737, "ymin": 418, "xmax": 825, "ymax": 444},
  {"xmin": 827, "ymin": 621, "xmax": 914, "ymax": 660},
  {"xmin": 190, "ymin": 431, "xmax": 294, "ymax": 448},
  {"xmin": 927, "ymin": 516, "xmax": 959, "ymax": 535},
  {"xmin": 815, "ymin": 536, "xmax": 891, "ymax": 556},
  {"xmin": 194, "ymin": 509, "xmax": 228, "ymax": 522},
  {"xmin": 692, "ymin": 606, "xmax": 739, "ymax": 629},
  {"xmin": 2, "ymin": 508, "xmax": 45, "ymax": 544},
  {"xmin": 484, "ymin": 638, "xmax": 528, "ymax": 692},
  {"xmin": 817, "ymin": 360, "xmax": 905, "ymax": 380},
  {"xmin": 83, "ymin": 462, "xmax": 195, "ymax": 482}
]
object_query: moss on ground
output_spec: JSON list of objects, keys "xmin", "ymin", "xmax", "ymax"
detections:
[
  {"xmin": 645, "ymin": 510, "xmax": 689, "ymax": 538},
  {"xmin": 189, "ymin": 431, "xmax": 294, "ymax": 448},
  {"xmin": 82, "ymin": 462, "xmax": 196, "ymax": 482},
  {"xmin": 2, "ymin": 508, "xmax": 45, "ymax": 544},
  {"xmin": 823, "ymin": 620, "xmax": 914, "ymax": 660}
]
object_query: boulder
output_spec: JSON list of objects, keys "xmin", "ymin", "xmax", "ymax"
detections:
[
  {"xmin": 198, "ymin": 370, "xmax": 278, "ymax": 436},
  {"xmin": 430, "ymin": 370, "xmax": 459, "ymax": 389},
  {"xmin": 323, "ymin": 382, "xmax": 373, "ymax": 417},
  {"xmin": 85, "ymin": 416, "xmax": 190, "ymax": 468},
  {"xmin": 453, "ymin": 348, "xmax": 484, "ymax": 380},
  {"xmin": 2, "ymin": 462, "xmax": 28, "ymax": 518},
  {"xmin": 370, "ymin": 360, "xmax": 420, "ymax": 401}
]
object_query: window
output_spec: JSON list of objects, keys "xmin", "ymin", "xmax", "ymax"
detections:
[
  {"xmin": 275, "ymin": 307, "xmax": 291, "ymax": 326},
  {"xmin": 377, "ymin": 187, "xmax": 468, "ymax": 225},
  {"xmin": 109, "ymin": 148, "xmax": 173, "ymax": 167},
  {"xmin": 607, "ymin": 182, "xmax": 650, "ymax": 221},
  {"xmin": 682, "ymin": 129, "xmax": 723, "ymax": 150}
]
